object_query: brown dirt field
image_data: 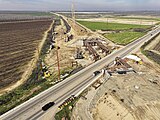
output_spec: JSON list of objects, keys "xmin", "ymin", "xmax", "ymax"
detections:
[
  {"xmin": 93, "ymin": 53, "xmax": 160, "ymax": 120},
  {"xmin": 0, "ymin": 20, "xmax": 53, "ymax": 94}
]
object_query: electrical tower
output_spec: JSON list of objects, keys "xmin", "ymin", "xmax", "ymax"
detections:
[{"xmin": 71, "ymin": 1, "xmax": 76, "ymax": 24}]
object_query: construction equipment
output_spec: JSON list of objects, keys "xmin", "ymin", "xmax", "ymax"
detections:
[
  {"xmin": 74, "ymin": 47, "xmax": 83, "ymax": 59},
  {"xmin": 86, "ymin": 43, "xmax": 100, "ymax": 61},
  {"xmin": 43, "ymin": 71, "xmax": 51, "ymax": 78},
  {"xmin": 106, "ymin": 57, "xmax": 135, "ymax": 75},
  {"xmin": 83, "ymin": 38, "xmax": 111, "ymax": 61},
  {"xmin": 115, "ymin": 57, "xmax": 132, "ymax": 69},
  {"xmin": 96, "ymin": 41, "xmax": 110, "ymax": 55},
  {"xmin": 124, "ymin": 55, "xmax": 143, "ymax": 65},
  {"xmin": 58, "ymin": 95, "xmax": 76, "ymax": 110},
  {"xmin": 42, "ymin": 66, "xmax": 51, "ymax": 79},
  {"xmin": 65, "ymin": 33, "xmax": 73, "ymax": 42},
  {"xmin": 93, "ymin": 71, "xmax": 101, "ymax": 76}
]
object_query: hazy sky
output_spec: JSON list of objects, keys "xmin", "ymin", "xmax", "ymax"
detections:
[{"xmin": 0, "ymin": 0, "xmax": 160, "ymax": 11}]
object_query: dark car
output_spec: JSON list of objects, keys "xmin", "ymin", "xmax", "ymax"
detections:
[
  {"xmin": 93, "ymin": 71, "xmax": 101, "ymax": 76},
  {"xmin": 42, "ymin": 102, "xmax": 55, "ymax": 111}
]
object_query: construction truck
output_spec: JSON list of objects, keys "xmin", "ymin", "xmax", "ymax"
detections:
[{"xmin": 74, "ymin": 48, "xmax": 83, "ymax": 59}]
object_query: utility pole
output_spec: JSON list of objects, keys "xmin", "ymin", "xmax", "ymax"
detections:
[
  {"xmin": 140, "ymin": 19, "xmax": 142, "ymax": 25},
  {"xmin": 71, "ymin": 1, "xmax": 76, "ymax": 25},
  {"xmin": 51, "ymin": 18, "xmax": 61, "ymax": 80},
  {"xmin": 56, "ymin": 46, "xmax": 60, "ymax": 80},
  {"xmin": 71, "ymin": 1, "xmax": 76, "ymax": 35},
  {"xmin": 107, "ymin": 17, "xmax": 109, "ymax": 25},
  {"xmin": 56, "ymin": 25, "xmax": 63, "ymax": 81}
]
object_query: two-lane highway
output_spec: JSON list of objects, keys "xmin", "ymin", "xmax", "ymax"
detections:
[{"xmin": 0, "ymin": 24, "xmax": 160, "ymax": 120}]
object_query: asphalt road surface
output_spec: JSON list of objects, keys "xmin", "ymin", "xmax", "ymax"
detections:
[{"xmin": 0, "ymin": 25, "xmax": 160, "ymax": 120}]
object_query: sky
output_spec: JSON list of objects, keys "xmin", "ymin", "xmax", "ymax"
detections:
[{"xmin": 0, "ymin": 0, "xmax": 160, "ymax": 11}]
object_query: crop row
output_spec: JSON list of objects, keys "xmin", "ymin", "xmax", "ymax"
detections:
[
  {"xmin": 0, "ymin": 43, "xmax": 36, "ymax": 55},
  {"xmin": 0, "ymin": 59, "xmax": 31, "ymax": 80},
  {"xmin": 153, "ymin": 41, "xmax": 160, "ymax": 52},
  {"xmin": 0, "ymin": 48, "xmax": 35, "ymax": 64},
  {"xmin": 0, "ymin": 40, "xmax": 38, "ymax": 50},
  {"xmin": 0, "ymin": 71, "xmax": 24, "ymax": 88},
  {"xmin": 0, "ymin": 52, "xmax": 33, "ymax": 69},
  {"xmin": 0, "ymin": 35, "xmax": 45, "ymax": 50},
  {"xmin": 0, "ymin": 20, "xmax": 52, "ymax": 32},
  {"xmin": 0, "ymin": 55, "xmax": 33, "ymax": 85},
  {"xmin": 0, "ymin": 31, "xmax": 42, "ymax": 42},
  {"xmin": 0, "ymin": 29, "xmax": 46, "ymax": 43},
  {"xmin": 0, "ymin": 20, "xmax": 52, "ymax": 88},
  {"xmin": 0, "ymin": 62, "xmax": 28, "ymax": 76},
  {"xmin": 0, "ymin": 47, "xmax": 36, "ymax": 60}
]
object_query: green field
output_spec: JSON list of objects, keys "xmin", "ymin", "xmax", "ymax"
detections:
[
  {"xmin": 77, "ymin": 21, "xmax": 151, "ymax": 31},
  {"xmin": 117, "ymin": 17, "xmax": 160, "ymax": 21},
  {"xmin": 104, "ymin": 31, "xmax": 145, "ymax": 45}
]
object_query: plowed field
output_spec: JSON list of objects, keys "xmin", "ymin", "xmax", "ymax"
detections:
[
  {"xmin": 0, "ymin": 20, "xmax": 52, "ymax": 89},
  {"xmin": 153, "ymin": 41, "xmax": 160, "ymax": 52}
]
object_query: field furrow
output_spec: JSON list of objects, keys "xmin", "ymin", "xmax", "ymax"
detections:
[
  {"xmin": 0, "ymin": 20, "xmax": 52, "ymax": 88},
  {"xmin": 153, "ymin": 41, "xmax": 160, "ymax": 52}
]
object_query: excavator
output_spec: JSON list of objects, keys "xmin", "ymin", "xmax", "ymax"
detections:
[{"xmin": 42, "ymin": 64, "xmax": 51, "ymax": 79}]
